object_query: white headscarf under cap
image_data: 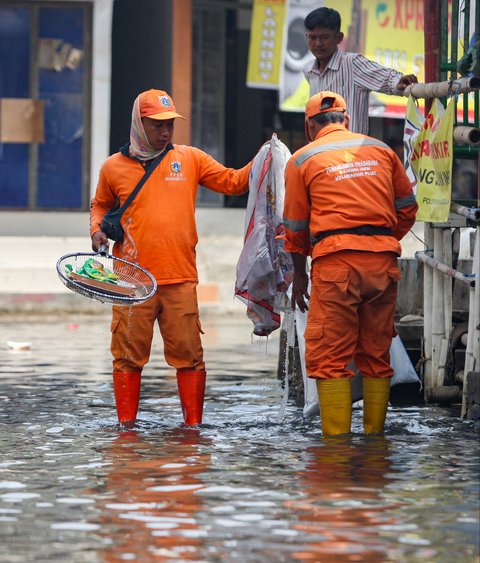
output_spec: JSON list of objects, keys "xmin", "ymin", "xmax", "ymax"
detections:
[{"xmin": 129, "ymin": 95, "xmax": 166, "ymax": 161}]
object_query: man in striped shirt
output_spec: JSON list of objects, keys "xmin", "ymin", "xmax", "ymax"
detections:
[{"xmin": 303, "ymin": 7, "xmax": 417, "ymax": 134}]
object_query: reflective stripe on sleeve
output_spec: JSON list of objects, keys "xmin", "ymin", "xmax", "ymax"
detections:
[
  {"xmin": 283, "ymin": 217, "xmax": 310, "ymax": 232},
  {"xmin": 395, "ymin": 193, "xmax": 417, "ymax": 209},
  {"xmin": 294, "ymin": 138, "xmax": 389, "ymax": 166}
]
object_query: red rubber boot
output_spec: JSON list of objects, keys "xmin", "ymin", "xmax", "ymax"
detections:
[
  {"xmin": 112, "ymin": 371, "xmax": 141, "ymax": 424},
  {"xmin": 176, "ymin": 369, "xmax": 207, "ymax": 425}
]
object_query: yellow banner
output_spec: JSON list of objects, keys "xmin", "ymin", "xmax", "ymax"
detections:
[
  {"xmin": 354, "ymin": 0, "xmax": 425, "ymax": 117},
  {"xmin": 247, "ymin": 0, "xmax": 287, "ymax": 89},
  {"xmin": 410, "ymin": 97, "xmax": 455, "ymax": 222}
]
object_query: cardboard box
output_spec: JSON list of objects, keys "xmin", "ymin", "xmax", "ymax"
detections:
[{"xmin": 0, "ymin": 98, "xmax": 45, "ymax": 143}]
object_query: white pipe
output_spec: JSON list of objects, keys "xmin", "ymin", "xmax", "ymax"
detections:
[
  {"xmin": 404, "ymin": 76, "xmax": 480, "ymax": 98},
  {"xmin": 422, "ymin": 224, "xmax": 434, "ymax": 395},
  {"xmin": 462, "ymin": 228, "xmax": 479, "ymax": 418},
  {"xmin": 443, "ymin": 229, "xmax": 452, "ymax": 340},
  {"xmin": 436, "ymin": 227, "xmax": 452, "ymax": 389},
  {"xmin": 436, "ymin": 338, "xmax": 449, "ymax": 387},
  {"xmin": 450, "ymin": 203, "xmax": 480, "ymax": 222},
  {"xmin": 464, "ymin": 288, "xmax": 476, "ymax": 374},
  {"xmin": 432, "ymin": 229, "xmax": 445, "ymax": 384},
  {"xmin": 472, "ymin": 228, "xmax": 480, "ymax": 367},
  {"xmin": 415, "ymin": 251, "xmax": 476, "ymax": 286},
  {"xmin": 453, "ymin": 126, "xmax": 480, "ymax": 145},
  {"xmin": 461, "ymin": 227, "xmax": 480, "ymax": 418}
]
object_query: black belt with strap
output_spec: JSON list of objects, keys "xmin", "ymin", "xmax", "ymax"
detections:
[{"xmin": 312, "ymin": 225, "xmax": 394, "ymax": 245}]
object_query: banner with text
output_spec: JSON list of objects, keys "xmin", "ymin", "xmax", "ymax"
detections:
[
  {"xmin": 407, "ymin": 96, "xmax": 455, "ymax": 223},
  {"xmin": 247, "ymin": 0, "xmax": 287, "ymax": 89}
]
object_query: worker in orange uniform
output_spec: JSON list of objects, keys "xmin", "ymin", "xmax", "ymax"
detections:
[
  {"xmin": 283, "ymin": 91, "xmax": 418, "ymax": 436},
  {"xmin": 90, "ymin": 89, "xmax": 252, "ymax": 427}
]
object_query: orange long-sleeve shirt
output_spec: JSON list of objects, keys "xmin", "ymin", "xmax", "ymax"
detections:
[
  {"xmin": 90, "ymin": 144, "xmax": 251, "ymax": 284},
  {"xmin": 283, "ymin": 124, "xmax": 418, "ymax": 259}
]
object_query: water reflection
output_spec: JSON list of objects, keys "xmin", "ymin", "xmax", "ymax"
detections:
[
  {"xmin": 288, "ymin": 437, "xmax": 401, "ymax": 562},
  {"xmin": 93, "ymin": 429, "xmax": 211, "ymax": 561},
  {"xmin": 0, "ymin": 314, "xmax": 478, "ymax": 562}
]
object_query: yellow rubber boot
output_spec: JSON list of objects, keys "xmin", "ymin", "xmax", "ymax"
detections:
[
  {"xmin": 316, "ymin": 379, "xmax": 352, "ymax": 437},
  {"xmin": 363, "ymin": 377, "xmax": 390, "ymax": 434}
]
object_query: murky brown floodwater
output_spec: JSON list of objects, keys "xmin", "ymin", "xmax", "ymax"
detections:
[{"xmin": 0, "ymin": 312, "xmax": 479, "ymax": 562}]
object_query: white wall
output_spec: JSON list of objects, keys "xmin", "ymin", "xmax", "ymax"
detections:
[{"xmin": 90, "ymin": 0, "xmax": 113, "ymax": 199}]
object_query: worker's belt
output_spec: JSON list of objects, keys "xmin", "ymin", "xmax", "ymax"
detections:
[{"xmin": 312, "ymin": 225, "xmax": 394, "ymax": 245}]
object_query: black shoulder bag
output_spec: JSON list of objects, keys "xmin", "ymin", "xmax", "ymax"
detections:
[{"xmin": 101, "ymin": 146, "xmax": 171, "ymax": 242}]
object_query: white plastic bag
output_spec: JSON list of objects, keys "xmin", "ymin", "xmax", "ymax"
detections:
[
  {"xmin": 390, "ymin": 335, "xmax": 420, "ymax": 386},
  {"xmin": 235, "ymin": 134, "xmax": 293, "ymax": 335},
  {"xmin": 290, "ymin": 282, "xmax": 420, "ymax": 417}
]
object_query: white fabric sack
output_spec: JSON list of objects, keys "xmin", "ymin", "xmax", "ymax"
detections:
[
  {"xmin": 235, "ymin": 134, "xmax": 293, "ymax": 335},
  {"xmin": 389, "ymin": 334, "xmax": 421, "ymax": 386}
]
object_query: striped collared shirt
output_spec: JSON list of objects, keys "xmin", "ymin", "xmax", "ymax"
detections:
[{"xmin": 303, "ymin": 49, "xmax": 403, "ymax": 135}]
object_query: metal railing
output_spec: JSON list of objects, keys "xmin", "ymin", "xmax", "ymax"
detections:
[
  {"xmin": 416, "ymin": 0, "xmax": 479, "ymax": 417},
  {"xmin": 440, "ymin": 0, "xmax": 480, "ymax": 157}
]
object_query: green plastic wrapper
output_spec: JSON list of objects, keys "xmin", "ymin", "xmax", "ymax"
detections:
[{"xmin": 65, "ymin": 259, "xmax": 119, "ymax": 285}]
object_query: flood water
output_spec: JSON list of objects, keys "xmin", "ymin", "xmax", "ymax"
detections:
[{"xmin": 0, "ymin": 312, "xmax": 479, "ymax": 562}]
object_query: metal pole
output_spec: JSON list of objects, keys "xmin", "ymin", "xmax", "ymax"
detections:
[
  {"xmin": 415, "ymin": 251, "xmax": 476, "ymax": 286},
  {"xmin": 450, "ymin": 203, "xmax": 480, "ymax": 221},
  {"xmin": 424, "ymin": 0, "xmax": 441, "ymax": 114},
  {"xmin": 462, "ymin": 227, "xmax": 480, "ymax": 417},
  {"xmin": 422, "ymin": 225, "xmax": 434, "ymax": 397}
]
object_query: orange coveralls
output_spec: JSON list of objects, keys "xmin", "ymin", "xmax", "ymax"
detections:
[
  {"xmin": 283, "ymin": 124, "xmax": 418, "ymax": 380},
  {"xmin": 90, "ymin": 144, "xmax": 251, "ymax": 372}
]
